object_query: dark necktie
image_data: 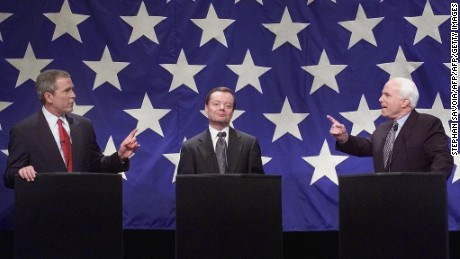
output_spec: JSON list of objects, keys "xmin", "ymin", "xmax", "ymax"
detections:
[
  {"xmin": 58, "ymin": 119, "xmax": 73, "ymax": 172},
  {"xmin": 383, "ymin": 122, "xmax": 398, "ymax": 170},
  {"xmin": 216, "ymin": 132, "xmax": 227, "ymax": 174}
]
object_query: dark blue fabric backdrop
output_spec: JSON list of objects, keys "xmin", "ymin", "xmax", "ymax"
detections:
[{"xmin": 0, "ymin": 0, "xmax": 457, "ymax": 231}]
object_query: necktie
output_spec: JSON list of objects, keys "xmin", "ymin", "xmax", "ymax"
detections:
[
  {"xmin": 58, "ymin": 119, "xmax": 73, "ymax": 172},
  {"xmin": 383, "ymin": 122, "xmax": 398, "ymax": 170},
  {"xmin": 216, "ymin": 132, "xmax": 227, "ymax": 174}
]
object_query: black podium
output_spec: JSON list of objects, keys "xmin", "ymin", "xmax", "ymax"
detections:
[
  {"xmin": 14, "ymin": 173, "xmax": 123, "ymax": 259},
  {"xmin": 175, "ymin": 174, "xmax": 282, "ymax": 259},
  {"xmin": 339, "ymin": 173, "xmax": 448, "ymax": 259}
]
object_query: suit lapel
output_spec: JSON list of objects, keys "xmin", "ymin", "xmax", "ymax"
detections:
[
  {"xmin": 197, "ymin": 130, "xmax": 219, "ymax": 174},
  {"xmin": 227, "ymin": 128, "xmax": 242, "ymax": 174},
  {"xmin": 66, "ymin": 114, "xmax": 82, "ymax": 172},
  {"xmin": 37, "ymin": 111, "xmax": 67, "ymax": 171},
  {"xmin": 392, "ymin": 110, "xmax": 418, "ymax": 159}
]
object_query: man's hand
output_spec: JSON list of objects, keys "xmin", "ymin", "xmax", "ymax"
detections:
[
  {"xmin": 118, "ymin": 129, "xmax": 140, "ymax": 161},
  {"xmin": 18, "ymin": 165, "xmax": 37, "ymax": 182},
  {"xmin": 327, "ymin": 115, "xmax": 349, "ymax": 144}
]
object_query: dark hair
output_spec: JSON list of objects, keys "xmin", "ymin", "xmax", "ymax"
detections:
[
  {"xmin": 36, "ymin": 69, "xmax": 71, "ymax": 104},
  {"xmin": 205, "ymin": 86, "xmax": 236, "ymax": 110}
]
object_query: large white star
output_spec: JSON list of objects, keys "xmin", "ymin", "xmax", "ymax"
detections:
[
  {"xmin": 417, "ymin": 93, "xmax": 450, "ymax": 137},
  {"xmin": 200, "ymin": 109, "xmax": 245, "ymax": 128},
  {"xmin": 6, "ymin": 43, "xmax": 53, "ymax": 87},
  {"xmin": 235, "ymin": 0, "xmax": 264, "ymax": 5},
  {"xmin": 302, "ymin": 50, "xmax": 347, "ymax": 94},
  {"xmin": 0, "ymin": 13, "xmax": 13, "ymax": 41},
  {"xmin": 452, "ymin": 156, "xmax": 460, "ymax": 184},
  {"xmin": 191, "ymin": 4, "xmax": 235, "ymax": 47},
  {"xmin": 160, "ymin": 49, "xmax": 206, "ymax": 93},
  {"xmin": 376, "ymin": 46, "xmax": 423, "ymax": 80},
  {"xmin": 103, "ymin": 136, "xmax": 127, "ymax": 180},
  {"xmin": 120, "ymin": 1, "xmax": 167, "ymax": 44},
  {"xmin": 338, "ymin": 4, "xmax": 384, "ymax": 49},
  {"xmin": 404, "ymin": 1, "xmax": 449, "ymax": 45},
  {"xmin": 340, "ymin": 95, "xmax": 381, "ymax": 135},
  {"xmin": 303, "ymin": 140, "xmax": 348, "ymax": 185},
  {"xmin": 43, "ymin": 0, "xmax": 89, "ymax": 42},
  {"xmin": 0, "ymin": 101, "xmax": 13, "ymax": 130},
  {"xmin": 263, "ymin": 97, "xmax": 309, "ymax": 142},
  {"xmin": 1, "ymin": 149, "xmax": 7, "ymax": 156},
  {"xmin": 124, "ymin": 93, "xmax": 171, "ymax": 136},
  {"xmin": 83, "ymin": 46, "xmax": 130, "ymax": 91},
  {"xmin": 307, "ymin": 0, "xmax": 336, "ymax": 5},
  {"xmin": 227, "ymin": 50, "xmax": 271, "ymax": 93},
  {"xmin": 71, "ymin": 102, "xmax": 94, "ymax": 116},
  {"xmin": 262, "ymin": 7, "xmax": 309, "ymax": 51}
]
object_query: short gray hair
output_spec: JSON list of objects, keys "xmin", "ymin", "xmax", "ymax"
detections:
[
  {"xmin": 395, "ymin": 77, "xmax": 419, "ymax": 108},
  {"xmin": 36, "ymin": 69, "xmax": 71, "ymax": 104}
]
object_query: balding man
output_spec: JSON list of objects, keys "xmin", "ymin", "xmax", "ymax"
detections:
[{"xmin": 327, "ymin": 77, "xmax": 453, "ymax": 178}]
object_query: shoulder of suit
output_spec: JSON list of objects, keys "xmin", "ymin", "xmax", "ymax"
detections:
[{"xmin": 232, "ymin": 129, "xmax": 257, "ymax": 140}]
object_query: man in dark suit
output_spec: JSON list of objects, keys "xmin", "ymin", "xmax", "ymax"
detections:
[
  {"xmin": 327, "ymin": 77, "xmax": 453, "ymax": 178},
  {"xmin": 178, "ymin": 86, "xmax": 264, "ymax": 175},
  {"xmin": 3, "ymin": 69, "xmax": 139, "ymax": 189}
]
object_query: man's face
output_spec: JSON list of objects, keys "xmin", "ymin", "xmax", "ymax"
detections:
[
  {"xmin": 379, "ymin": 80, "xmax": 405, "ymax": 120},
  {"xmin": 205, "ymin": 91, "xmax": 234, "ymax": 129},
  {"xmin": 45, "ymin": 77, "xmax": 76, "ymax": 117}
]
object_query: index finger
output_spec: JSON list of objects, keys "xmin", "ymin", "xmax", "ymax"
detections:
[
  {"xmin": 326, "ymin": 115, "xmax": 338, "ymax": 125},
  {"xmin": 128, "ymin": 129, "xmax": 138, "ymax": 138}
]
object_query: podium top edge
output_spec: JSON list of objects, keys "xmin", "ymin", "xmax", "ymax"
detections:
[
  {"xmin": 176, "ymin": 174, "xmax": 281, "ymax": 179},
  {"xmin": 339, "ymin": 172, "xmax": 446, "ymax": 179},
  {"xmin": 20, "ymin": 172, "xmax": 121, "ymax": 177}
]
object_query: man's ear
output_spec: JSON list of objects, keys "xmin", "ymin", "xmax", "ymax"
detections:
[{"xmin": 44, "ymin": 92, "xmax": 53, "ymax": 104}]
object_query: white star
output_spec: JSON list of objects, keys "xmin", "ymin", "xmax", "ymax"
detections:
[
  {"xmin": 169, "ymin": 137, "xmax": 187, "ymax": 183},
  {"xmin": 262, "ymin": 156, "xmax": 272, "ymax": 165},
  {"xmin": 200, "ymin": 109, "xmax": 245, "ymax": 128},
  {"xmin": 191, "ymin": 4, "xmax": 235, "ymax": 47},
  {"xmin": 0, "ymin": 101, "xmax": 13, "ymax": 130},
  {"xmin": 307, "ymin": 0, "xmax": 336, "ymax": 5},
  {"xmin": 338, "ymin": 4, "xmax": 384, "ymax": 49},
  {"xmin": 1, "ymin": 149, "xmax": 8, "ymax": 156},
  {"xmin": 263, "ymin": 97, "xmax": 309, "ymax": 142},
  {"xmin": 164, "ymin": 152, "xmax": 181, "ymax": 183},
  {"xmin": 235, "ymin": 0, "xmax": 264, "ymax": 5},
  {"xmin": 43, "ymin": 0, "xmax": 89, "ymax": 42},
  {"xmin": 227, "ymin": 50, "xmax": 271, "ymax": 93},
  {"xmin": 124, "ymin": 93, "xmax": 171, "ymax": 136},
  {"xmin": 6, "ymin": 43, "xmax": 53, "ymax": 87},
  {"xmin": 120, "ymin": 1, "xmax": 167, "ymax": 44},
  {"xmin": 160, "ymin": 49, "xmax": 206, "ymax": 93},
  {"xmin": 71, "ymin": 102, "xmax": 94, "ymax": 116},
  {"xmin": 452, "ymin": 156, "xmax": 460, "ymax": 184},
  {"xmin": 376, "ymin": 46, "xmax": 423, "ymax": 80},
  {"xmin": 417, "ymin": 93, "xmax": 450, "ymax": 137},
  {"xmin": 262, "ymin": 7, "xmax": 309, "ymax": 51},
  {"xmin": 302, "ymin": 50, "xmax": 347, "ymax": 94},
  {"xmin": 404, "ymin": 1, "xmax": 449, "ymax": 45},
  {"xmin": 303, "ymin": 140, "xmax": 348, "ymax": 185},
  {"xmin": 103, "ymin": 136, "xmax": 127, "ymax": 180},
  {"xmin": 340, "ymin": 95, "xmax": 381, "ymax": 135},
  {"xmin": 0, "ymin": 13, "xmax": 13, "ymax": 41},
  {"xmin": 83, "ymin": 46, "xmax": 130, "ymax": 91}
]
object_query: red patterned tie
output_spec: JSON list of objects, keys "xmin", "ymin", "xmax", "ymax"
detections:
[{"xmin": 58, "ymin": 119, "xmax": 72, "ymax": 172}]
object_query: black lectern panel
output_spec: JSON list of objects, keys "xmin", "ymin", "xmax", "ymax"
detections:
[
  {"xmin": 15, "ymin": 173, "xmax": 122, "ymax": 259},
  {"xmin": 339, "ymin": 173, "xmax": 448, "ymax": 259},
  {"xmin": 176, "ymin": 174, "xmax": 282, "ymax": 259}
]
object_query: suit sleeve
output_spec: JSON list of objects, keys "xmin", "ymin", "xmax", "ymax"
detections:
[
  {"xmin": 424, "ymin": 118, "xmax": 453, "ymax": 178},
  {"xmin": 249, "ymin": 138, "xmax": 264, "ymax": 174},
  {"xmin": 177, "ymin": 142, "xmax": 195, "ymax": 175},
  {"xmin": 336, "ymin": 135, "xmax": 373, "ymax": 157},
  {"xmin": 3, "ymin": 126, "xmax": 27, "ymax": 189}
]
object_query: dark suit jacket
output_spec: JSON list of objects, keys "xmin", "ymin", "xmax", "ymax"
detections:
[
  {"xmin": 3, "ymin": 111, "xmax": 129, "ymax": 188},
  {"xmin": 178, "ymin": 127, "xmax": 264, "ymax": 175},
  {"xmin": 336, "ymin": 110, "xmax": 453, "ymax": 178}
]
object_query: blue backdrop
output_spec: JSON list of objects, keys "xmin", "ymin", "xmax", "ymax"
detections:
[{"xmin": 0, "ymin": 0, "xmax": 457, "ymax": 231}]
